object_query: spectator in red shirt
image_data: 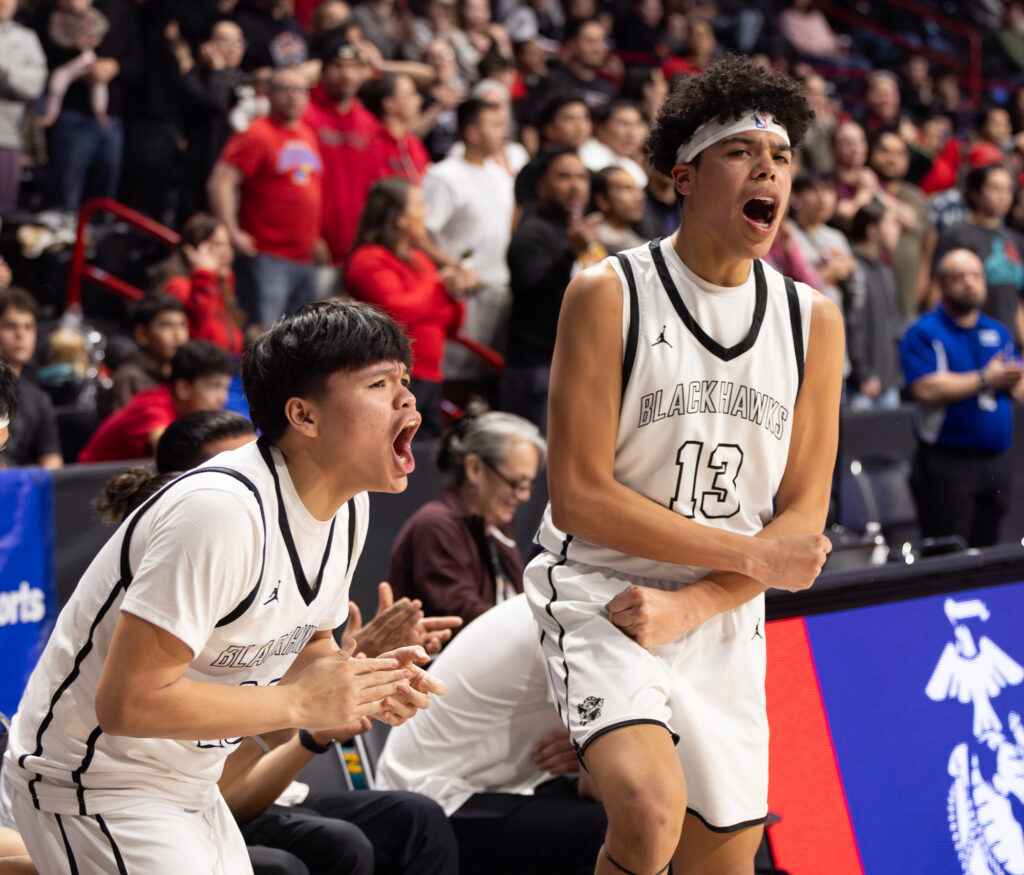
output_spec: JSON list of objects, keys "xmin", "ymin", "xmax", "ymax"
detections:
[
  {"xmin": 163, "ymin": 213, "xmax": 245, "ymax": 357},
  {"xmin": 207, "ymin": 65, "xmax": 323, "ymax": 328},
  {"xmin": 303, "ymin": 35, "xmax": 379, "ymax": 265},
  {"xmin": 78, "ymin": 340, "xmax": 235, "ymax": 463},
  {"xmin": 346, "ymin": 177, "xmax": 463, "ymax": 436},
  {"xmin": 362, "ymin": 73, "xmax": 431, "ymax": 184}
]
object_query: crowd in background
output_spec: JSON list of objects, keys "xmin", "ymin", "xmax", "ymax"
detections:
[
  {"xmin": 1, "ymin": 0, "xmax": 1024, "ymax": 522},
  {"xmin": 5, "ymin": 1, "xmax": 1024, "ymax": 870}
]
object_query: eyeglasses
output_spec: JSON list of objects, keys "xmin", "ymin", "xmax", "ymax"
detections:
[{"xmin": 481, "ymin": 458, "xmax": 533, "ymax": 496}]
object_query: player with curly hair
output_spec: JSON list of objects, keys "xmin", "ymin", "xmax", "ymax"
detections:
[{"xmin": 523, "ymin": 55, "xmax": 844, "ymax": 873}]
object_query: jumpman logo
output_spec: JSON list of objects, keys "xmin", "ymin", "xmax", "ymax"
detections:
[
  {"xmin": 263, "ymin": 582, "xmax": 281, "ymax": 606},
  {"xmin": 651, "ymin": 326, "xmax": 672, "ymax": 348},
  {"xmin": 752, "ymin": 619, "xmax": 763, "ymax": 641}
]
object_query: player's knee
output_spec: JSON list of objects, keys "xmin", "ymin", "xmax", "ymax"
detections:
[{"xmin": 603, "ymin": 770, "xmax": 686, "ymax": 847}]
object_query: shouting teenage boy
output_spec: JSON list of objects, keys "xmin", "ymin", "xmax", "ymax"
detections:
[
  {"xmin": 5, "ymin": 300, "xmax": 439, "ymax": 874},
  {"xmin": 525, "ymin": 56, "xmax": 845, "ymax": 874}
]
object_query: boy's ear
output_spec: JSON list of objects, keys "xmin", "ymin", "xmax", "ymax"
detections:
[
  {"xmin": 284, "ymin": 396, "xmax": 318, "ymax": 437},
  {"xmin": 133, "ymin": 324, "xmax": 149, "ymax": 348},
  {"xmin": 671, "ymin": 164, "xmax": 694, "ymax": 198}
]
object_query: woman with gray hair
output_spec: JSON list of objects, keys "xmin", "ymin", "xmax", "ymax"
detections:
[{"xmin": 387, "ymin": 411, "xmax": 546, "ymax": 626}]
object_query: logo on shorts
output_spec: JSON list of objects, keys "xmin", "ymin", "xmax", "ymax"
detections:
[{"xmin": 578, "ymin": 696, "xmax": 604, "ymax": 725}]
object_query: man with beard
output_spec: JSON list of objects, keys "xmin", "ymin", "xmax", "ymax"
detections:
[{"xmin": 901, "ymin": 248, "xmax": 1024, "ymax": 546}]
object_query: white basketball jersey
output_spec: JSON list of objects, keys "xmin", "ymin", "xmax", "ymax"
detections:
[
  {"xmin": 536, "ymin": 237, "xmax": 812, "ymax": 583},
  {"xmin": 5, "ymin": 440, "xmax": 365, "ymax": 815}
]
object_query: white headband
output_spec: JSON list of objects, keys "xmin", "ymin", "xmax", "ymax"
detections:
[
  {"xmin": 674, "ymin": 110, "xmax": 790, "ymax": 165},
  {"xmin": 0, "ymin": 416, "xmax": 8, "ymax": 430}
]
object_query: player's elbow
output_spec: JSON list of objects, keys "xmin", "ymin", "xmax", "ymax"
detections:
[
  {"xmin": 549, "ymin": 474, "xmax": 608, "ymax": 537},
  {"xmin": 95, "ymin": 679, "xmax": 148, "ymax": 737},
  {"xmin": 94, "ymin": 684, "xmax": 130, "ymax": 735}
]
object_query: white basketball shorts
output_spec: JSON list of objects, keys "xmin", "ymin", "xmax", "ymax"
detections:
[
  {"xmin": 10, "ymin": 782, "xmax": 253, "ymax": 875},
  {"xmin": 524, "ymin": 549, "xmax": 769, "ymax": 831}
]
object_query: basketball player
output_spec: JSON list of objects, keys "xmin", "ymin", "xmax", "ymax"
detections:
[
  {"xmin": 3, "ymin": 301, "xmax": 443, "ymax": 874},
  {"xmin": 524, "ymin": 56, "xmax": 845, "ymax": 874}
]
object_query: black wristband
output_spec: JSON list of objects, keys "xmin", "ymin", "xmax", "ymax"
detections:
[
  {"xmin": 298, "ymin": 728, "xmax": 331, "ymax": 755},
  {"xmin": 979, "ymin": 370, "xmax": 989, "ymax": 391}
]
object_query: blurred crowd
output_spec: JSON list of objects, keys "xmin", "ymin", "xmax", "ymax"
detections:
[{"xmin": 1, "ymin": 0, "xmax": 1024, "ymax": 523}]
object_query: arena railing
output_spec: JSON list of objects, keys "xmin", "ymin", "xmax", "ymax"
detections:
[
  {"xmin": 64, "ymin": 195, "xmax": 504, "ymax": 378},
  {"xmin": 816, "ymin": 0, "xmax": 982, "ymax": 109},
  {"xmin": 66, "ymin": 196, "xmax": 180, "ymax": 312}
]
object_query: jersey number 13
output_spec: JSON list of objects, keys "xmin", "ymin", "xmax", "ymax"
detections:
[{"xmin": 669, "ymin": 440, "xmax": 744, "ymax": 519}]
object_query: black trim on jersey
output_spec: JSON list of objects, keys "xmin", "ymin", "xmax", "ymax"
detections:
[
  {"xmin": 648, "ymin": 239, "xmax": 767, "ymax": 362},
  {"xmin": 685, "ymin": 805, "xmax": 771, "ymax": 834},
  {"xmin": 257, "ymin": 437, "xmax": 336, "ymax": 607},
  {"xmin": 22, "ymin": 467, "xmax": 265, "ymax": 812},
  {"xmin": 346, "ymin": 497, "xmax": 357, "ymax": 576},
  {"xmin": 22, "ymin": 566, "xmax": 130, "ymax": 808},
  {"xmin": 95, "ymin": 814, "xmax": 129, "ymax": 874},
  {"xmin": 578, "ymin": 719, "xmax": 680, "ymax": 758},
  {"xmin": 615, "ymin": 252, "xmax": 641, "ymax": 400},
  {"xmin": 784, "ymin": 275, "xmax": 805, "ymax": 396},
  {"xmin": 73, "ymin": 725, "xmax": 103, "ymax": 814},
  {"xmin": 54, "ymin": 813, "xmax": 80, "ymax": 874},
  {"xmin": 544, "ymin": 536, "xmax": 575, "ymax": 753}
]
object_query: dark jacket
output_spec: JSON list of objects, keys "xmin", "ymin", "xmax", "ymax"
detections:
[
  {"xmin": 506, "ymin": 204, "xmax": 576, "ymax": 367},
  {"xmin": 387, "ymin": 487, "xmax": 525, "ymax": 625}
]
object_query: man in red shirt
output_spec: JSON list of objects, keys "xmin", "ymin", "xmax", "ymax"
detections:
[
  {"xmin": 208, "ymin": 66, "xmax": 323, "ymax": 327},
  {"xmin": 303, "ymin": 37, "xmax": 380, "ymax": 265},
  {"xmin": 363, "ymin": 73, "xmax": 431, "ymax": 184},
  {"xmin": 78, "ymin": 340, "xmax": 235, "ymax": 463}
]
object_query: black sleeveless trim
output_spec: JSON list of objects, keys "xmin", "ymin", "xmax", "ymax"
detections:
[
  {"xmin": 648, "ymin": 238, "xmax": 767, "ymax": 362},
  {"xmin": 615, "ymin": 252, "xmax": 641, "ymax": 400},
  {"xmin": 784, "ymin": 275, "xmax": 805, "ymax": 397}
]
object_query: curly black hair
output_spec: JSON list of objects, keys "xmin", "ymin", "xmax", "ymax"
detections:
[{"xmin": 647, "ymin": 55, "xmax": 814, "ymax": 177}]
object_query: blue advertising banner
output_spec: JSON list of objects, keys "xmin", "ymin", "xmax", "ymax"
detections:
[
  {"xmin": 805, "ymin": 581, "xmax": 1024, "ymax": 875},
  {"xmin": 0, "ymin": 468, "xmax": 56, "ymax": 718}
]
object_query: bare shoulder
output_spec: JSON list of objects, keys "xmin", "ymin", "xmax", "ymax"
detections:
[
  {"xmin": 562, "ymin": 259, "xmax": 623, "ymax": 310},
  {"xmin": 808, "ymin": 287, "xmax": 844, "ymax": 332}
]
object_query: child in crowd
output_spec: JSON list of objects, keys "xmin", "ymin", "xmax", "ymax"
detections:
[
  {"xmin": 104, "ymin": 293, "xmax": 189, "ymax": 415},
  {"xmin": 80, "ymin": 338, "xmax": 233, "ymax": 463},
  {"xmin": 162, "ymin": 214, "xmax": 245, "ymax": 357}
]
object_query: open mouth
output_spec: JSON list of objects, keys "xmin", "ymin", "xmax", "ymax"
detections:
[
  {"xmin": 742, "ymin": 196, "xmax": 777, "ymax": 231},
  {"xmin": 392, "ymin": 418, "xmax": 420, "ymax": 474}
]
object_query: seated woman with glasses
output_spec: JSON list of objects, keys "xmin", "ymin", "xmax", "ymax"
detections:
[{"xmin": 387, "ymin": 411, "xmax": 546, "ymax": 628}]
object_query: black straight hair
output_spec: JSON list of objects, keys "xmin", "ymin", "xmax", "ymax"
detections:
[{"xmin": 242, "ymin": 300, "xmax": 412, "ymax": 443}]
